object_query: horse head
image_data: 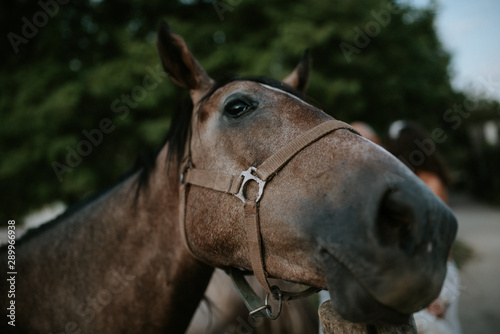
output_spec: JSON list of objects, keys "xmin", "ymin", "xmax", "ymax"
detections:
[{"xmin": 157, "ymin": 21, "xmax": 457, "ymax": 324}]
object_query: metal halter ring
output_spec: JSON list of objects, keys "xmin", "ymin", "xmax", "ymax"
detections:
[
  {"xmin": 247, "ymin": 288, "xmax": 283, "ymax": 320},
  {"xmin": 235, "ymin": 167, "xmax": 266, "ymax": 203},
  {"xmin": 264, "ymin": 288, "xmax": 283, "ymax": 320}
]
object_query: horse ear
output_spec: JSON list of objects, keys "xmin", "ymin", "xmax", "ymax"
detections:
[
  {"xmin": 157, "ymin": 21, "xmax": 214, "ymax": 103},
  {"xmin": 282, "ymin": 49, "xmax": 311, "ymax": 92}
]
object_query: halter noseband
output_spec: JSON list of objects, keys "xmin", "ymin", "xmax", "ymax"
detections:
[{"xmin": 179, "ymin": 120, "xmax": 360, "ymax": 318}]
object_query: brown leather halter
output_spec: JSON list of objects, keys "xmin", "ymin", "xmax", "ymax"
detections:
[{"xmin": 179, "ymin": 119, "xmax": 360, "ymax": 318}]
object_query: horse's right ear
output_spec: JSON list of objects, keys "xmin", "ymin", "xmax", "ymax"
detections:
[{"xmin": 157, "ymin": 21, "xmax": 214, "ymax": 103}]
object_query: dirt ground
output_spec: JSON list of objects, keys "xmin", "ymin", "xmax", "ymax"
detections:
[
  {"xmin": 449, "ymin": 194, "xmax": 500, "ymax": 334},
  {"xmin": 1, "ymin": 193, "xmax": 498, "ymax": 333}
]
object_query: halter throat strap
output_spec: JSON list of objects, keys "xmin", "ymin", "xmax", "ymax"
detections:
[{"xmin": 179, "ymin": 120, "xmax": 360, "ymax": 317}]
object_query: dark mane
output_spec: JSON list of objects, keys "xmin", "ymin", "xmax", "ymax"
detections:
[
  {"xmin": 2, "ymin": 151, "xmax": 162, "ymax": 250},
  {"xmin": 3, "ymin": 146, "xmax": 169, "ymax": 250}
]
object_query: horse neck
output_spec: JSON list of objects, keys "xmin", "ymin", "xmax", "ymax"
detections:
[
  {"xmin": 123, "ymin": 147, "xmax": 214, "ymax": 329},
  {"xmin": 8, "ymin": 146, "xmax": 213, "ymax": 332}
]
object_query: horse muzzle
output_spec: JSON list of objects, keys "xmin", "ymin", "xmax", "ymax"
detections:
[{"xmin": 317, "ymin": 182, "xmax": 458, "ymax": 324}]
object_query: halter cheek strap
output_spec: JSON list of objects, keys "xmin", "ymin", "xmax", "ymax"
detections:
[{"xmin": 179, "ymin": 120, "xmax": 360, "ymax": 318}]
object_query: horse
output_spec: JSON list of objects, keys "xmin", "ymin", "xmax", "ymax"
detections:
[{"xmin": 0, "ymin": 21, "xmax": 457, "ymax": 333}]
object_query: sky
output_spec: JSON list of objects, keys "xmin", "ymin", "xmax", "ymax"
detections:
[{"xmin": 412, "ymin": 0, "xmax": 500, "ymax": 101}]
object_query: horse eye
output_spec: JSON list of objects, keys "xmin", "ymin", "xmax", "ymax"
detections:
[{"xmin": 224, "ymin": 100, "xmax": 253, "ymax": 118}]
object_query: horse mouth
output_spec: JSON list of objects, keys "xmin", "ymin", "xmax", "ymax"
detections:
[{"xmin": 319, "ymin": 248, "xmax": 412, "ymax": 325}]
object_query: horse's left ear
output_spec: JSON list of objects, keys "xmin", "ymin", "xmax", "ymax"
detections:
[
  {"xmin": 157, "ymin": 21, "xmax": 214, "ymax": 103},
  {"xmin": 282, "ymin": 49, "xmax": 310, "ymax": 92}
]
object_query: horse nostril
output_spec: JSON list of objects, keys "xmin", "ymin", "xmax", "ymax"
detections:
[{"xmin": 376, "ymin": 190, "xmax": 416, "ymax": 255}]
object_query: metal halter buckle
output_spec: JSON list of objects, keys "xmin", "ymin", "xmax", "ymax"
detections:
[
  {"xmin": 180, "ymin": 160, "xmax": 194, "ymax": 185},
  {"xmin": 235, "ymin": 167, "xmax": 266, "ymax": 203}
]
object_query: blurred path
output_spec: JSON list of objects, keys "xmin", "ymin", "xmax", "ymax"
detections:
[{"xmin": 449, "ymin": 193, "xmax": 500, "ymax": 334}]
